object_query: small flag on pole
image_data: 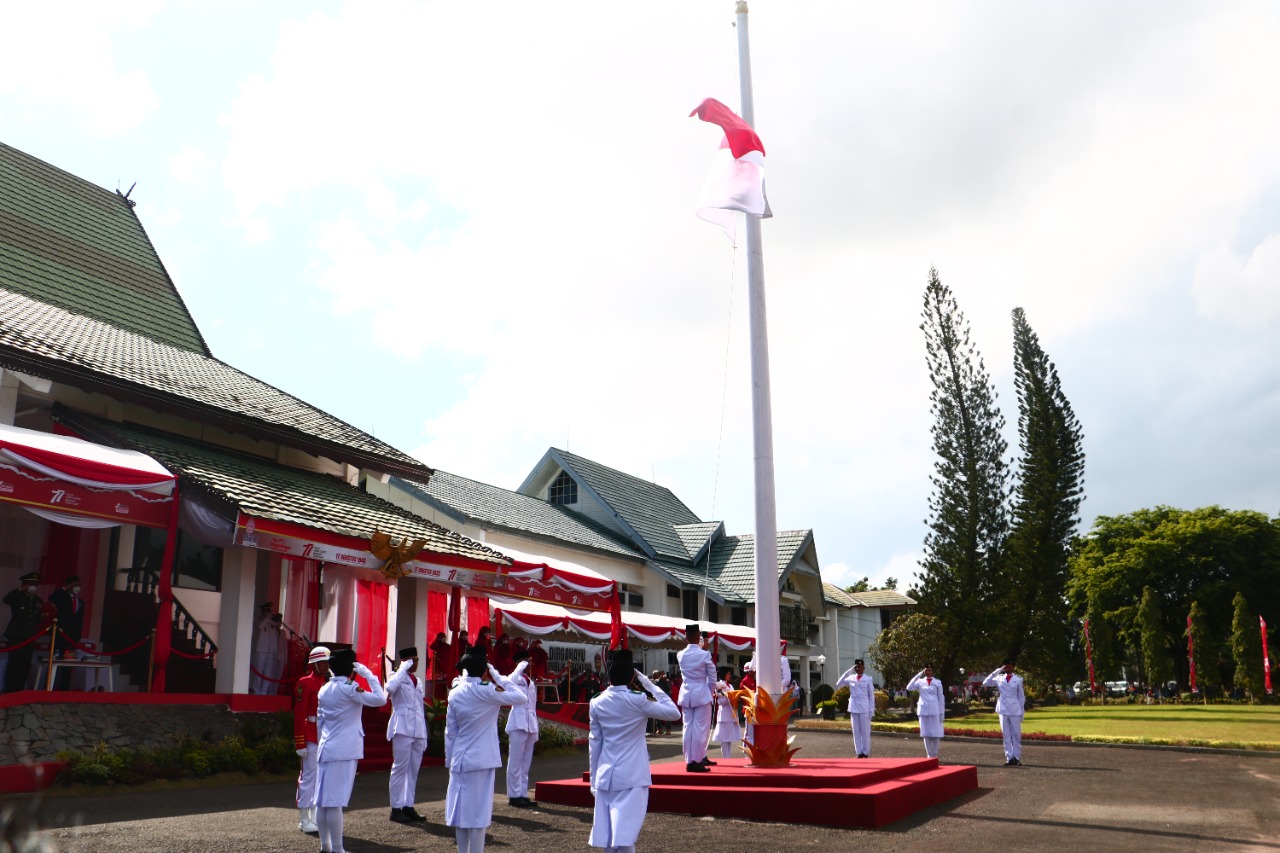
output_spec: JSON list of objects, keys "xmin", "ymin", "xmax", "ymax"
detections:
[
  {"xmin": 691, "ymin": 98, "xmax": 772, "ymax": 242},
  {"xmin": 1263, "ymin": 615, "xmax": 1272, "ymax": 695}
]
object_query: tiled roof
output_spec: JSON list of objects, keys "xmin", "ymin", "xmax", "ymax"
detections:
[
  {"xmin": 707, "ymin": 529, "xmax": 811, "ymax": 602},
  {"xmin": 0, "ymin": 289, "xmax": 429, "ymax": 477},
  {"xmin": 398, "ymin": 471, "xmax": 644, "ymax": 561},
  {"xmin": 651, "ymin": 560, "xmax": 732, "ymax": 601},
  {"xmin": 57, "ymin": 411, "xmax": 508, "ymax": 567},
  {"xmin": 0, "ymin": 142, "xmax": 207, "ymax": 353},
  {"xmin": 551, "ymin": 448, "xmax": 702, "ymax": 561},
  {"xmin": 822, "ymin": 582, "xmax": 916, "ymax": 609},
  {"xmin": 674, "ymin": 522, "xmax": 721, "ymax": 561}
]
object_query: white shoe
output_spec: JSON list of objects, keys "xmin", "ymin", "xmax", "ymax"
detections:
[{"xmin": 299, "ymin": 819, "xmax": 318, "ymax": 833}]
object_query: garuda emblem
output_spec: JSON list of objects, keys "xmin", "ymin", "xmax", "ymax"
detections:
[{"xmin": 369, "ymin": 531, "xmax": 427, "ymax": 581}]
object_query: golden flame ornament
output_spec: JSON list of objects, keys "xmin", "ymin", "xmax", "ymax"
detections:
[
  {"xmin": 737, "ymin": 684, "xmax": 800, "ymax": 766},
  {"xmin": 369, "ymin": 531, "xmax": 427, "ymax": 581}
]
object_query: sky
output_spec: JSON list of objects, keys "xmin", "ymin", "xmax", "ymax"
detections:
[{"xmin": 3, "ymin": 1, "xmax": 1279, "ymax": 593}]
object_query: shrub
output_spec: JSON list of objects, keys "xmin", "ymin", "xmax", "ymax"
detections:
[
  {"xmin": 810, "ymin": 683, "xmax": 834, "ymax": 711},
  {"xmin": 833, "ymin": 686, "xmax": 850, "ymax": 713},
  {"xmin": 874, "ymin": 690, "xmax": 890, "ymax": 713},
  {"xmin": 534, "ymin": 720, "xmax": 578, "ymax": 754}
]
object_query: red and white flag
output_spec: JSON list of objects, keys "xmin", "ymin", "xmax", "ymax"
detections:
[{"xmin": 691, "ymin": 98, "xmax": 772, "ymax": 242}]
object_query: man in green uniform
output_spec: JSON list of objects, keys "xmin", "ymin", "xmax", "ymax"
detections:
[{"xmin": 4, "ymin": 572, "xmax": 44, "ymax": 692}]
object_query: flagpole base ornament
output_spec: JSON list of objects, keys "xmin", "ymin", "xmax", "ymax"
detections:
[{"xmin": 736, "ymin": 685, "xmax": 798, "ymax": 767}]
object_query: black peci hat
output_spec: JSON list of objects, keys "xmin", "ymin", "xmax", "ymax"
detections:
[
  {"xmin": 399, "ymin": 646, "xmax": 418, "ymax": 659},
  {"xmin": 330, "ymin": 648, "xmax": 356, "ymax": 677},
  {"xmin": 607, "ymin": 649, "xmax": 634, "ymax": 686}
]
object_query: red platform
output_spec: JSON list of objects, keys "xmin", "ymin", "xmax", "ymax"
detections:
[{"xmin": 535, "ymin": 757, "xmax": 978, "ymax": 828}]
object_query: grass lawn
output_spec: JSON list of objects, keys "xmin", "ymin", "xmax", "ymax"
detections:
[{"xmin": 800, "ymin": 703, "xmax": 1280, "ymax": 749}]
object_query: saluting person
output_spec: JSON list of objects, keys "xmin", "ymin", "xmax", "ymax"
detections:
[
  {"xmin": 3, "ymin": 572, "xmax": 44, "ymax": 693},
  {"xmin": 292, "ymin": 645, "xmax": 330, "ymax": 835},
  {"xmin": 589, "ymin": 648, "xmax": 682, "ymax": 853},
  {"xmin": 315, "ymin": 648, "xmax": 387, "ymax": 853},
  {"xmin": 835, "ymin": 658, "xmax": 876, "ymax": 758},
  {"xmin": 983, "ymin": 659, "xmax": 1026, "ymax": 766},
  {"xmin": 906, "ymin": 664, "xmax": 945, "ymax": 760},
  {"xmin": 676, "ymin": 625, "xmax": 717, "ymax": 773},
  {"xmin": 445, "ymin": 648, "xmax": 527, "ymax": 853},
  {"xmin": 504, "ymin": 649, "xmax": 539, "ymax": 808},
  {"xmin": 386, "ymin": 646, "xmax": 430, "ymax": 823}
]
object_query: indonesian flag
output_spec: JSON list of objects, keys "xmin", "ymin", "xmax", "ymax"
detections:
[
  {"xmin": 1263, "ymin": 615, "xmax": 1272, "ymax": 695},
  {"xmin": 691, "ymin": 98, "xmax": 772, "ymax": 242}
]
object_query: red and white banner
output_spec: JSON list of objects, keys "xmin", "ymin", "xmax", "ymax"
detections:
[
  {"xmin": 691, "ymin": 97, "xmax": 772, "ymax": 242},
  {"xmin": 1084, "ymin": 618, "xmax": 1096, "ymax": 695},
  {"xmin": 0, "ymin": 460, "xmax": 173, "ymax": 528},
  {"xmin": 1263, "ymin": 615, "xmax": 1272, "ymax": 695},
  {"xmin": 1188, "ymin": 614, "xmax": 1198, "ymax": 692}
]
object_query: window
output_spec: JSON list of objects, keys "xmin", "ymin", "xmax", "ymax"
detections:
[
  {"xmin": 548, "ymin": 471, "xmax": 578, "ymax": 505},
  {"xmin": 619, "ymin": 583, "xmax": 644, "ymax": 608},
  {"xmin": 667, "ymin": 583, "xmax": 680, "ymax": 598},
  {"xmin": 779, "ymin": 605, "xmax": 814, "ymax": 641},
  {"xmin": 731, "ymin": 607, "xmax": 747, "ymax": 626},
  {"xmin": 131, "ymin": 527, "xmax": 223, "ymax": 592},
  {"xmin": 707, "ymin": 600, "xmax": 719, "ymax": 623},
  {"xmin": 682, "ymin": 589, "xmax": 699, "ymax": 622}
]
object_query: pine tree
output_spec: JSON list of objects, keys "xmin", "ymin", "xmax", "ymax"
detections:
[
  {"xmin": 1003, "ymin": 308, "xmax": 1085, "ymax": 680},
  {"xmin": 918, "ymin": 268, "xmax": 1010, "ymax": 683},
  {"xmin": 1230, "ymin": 592, "xmax": 1264, "ymax": 701},
  {"xmin": 1186, "ymin": 600, "xmax": 1217, "ymax": 701}
]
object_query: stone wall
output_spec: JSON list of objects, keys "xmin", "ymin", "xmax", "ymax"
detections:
[{"xmin": 0, "ymin": 702, "xmax": 250, "ymax": 765}]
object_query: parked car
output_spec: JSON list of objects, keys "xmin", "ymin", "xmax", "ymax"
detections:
[{"xmin": 1104, "ymin": 681, "xmax": 1128, "ymax": 697}]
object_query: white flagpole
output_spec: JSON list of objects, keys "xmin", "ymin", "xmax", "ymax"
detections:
[{"xmin": 735, "ymin": 0, "xmax": 782, "ymax": 699}]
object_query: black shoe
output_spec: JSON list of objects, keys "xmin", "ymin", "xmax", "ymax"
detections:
[
  {"xmin": 510, "ymin": 797, "xmax": 534, "ymax": 808},
  {"xmin": 390, "ymin": 808, "xmax": 411, "ymax": 823},
  {"xmin": 686, "ymin": 761, "xmax": 710, "ymax": 773},
  {"xmin": 403, "ymin": 806, "xmax": 427, "ymax": 822},
  {"xmin": 858, "ymin": 753, "xmax": 868, "ymax": 759},
  {"xmin": 1011, "ymin": 758, "xmax": 1021, "ymax": 766},
  {"xmin": 700, "ymin": 757, "xmax": 717, "ymax": 766}
]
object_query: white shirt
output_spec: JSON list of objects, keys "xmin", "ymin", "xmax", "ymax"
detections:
[
  {"xmin": 385, "ymin": 660, "xmax": 427, "ymax": 741},
  {"xmin": 835, "ymin": 666, "xmax": 876, "ymax": 714},
  {"xmin": 905, "ymin": 671, "xmax": 945, "ymax": 718},
  {"xmin": 982, "ymin": 668, "xmax": 1026, "ymax": 717},
  {"xmin": 676, "ymin": 644, "xmax": 716, "ymax": 707},
  {"xmin": 317, "ymin": 670, "xmax": 388, "ymax": 762},
  {"xmin": 589, "ymin": 682, "xmax": 682, "ymax": 792},
  {"xmin": 504, "ymin": 661, "xmax": 539, "ymax": 735},
  {"xmin": 445, "ymin": 669, "xmax": 526, "ymax": 773}
]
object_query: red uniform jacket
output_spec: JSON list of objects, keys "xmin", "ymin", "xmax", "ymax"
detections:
[{"xmin": 293, "ymin": 671, "xmax": 325, "ymax": 749}]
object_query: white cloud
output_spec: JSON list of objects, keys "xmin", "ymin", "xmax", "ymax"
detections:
[
  {"xmin": 0, "ymin": 2, "xmax": 162, "ymax": 136},
  {"xmin": 1191, "ymin": 234, "xmax": 1280, "ymax": 330}
]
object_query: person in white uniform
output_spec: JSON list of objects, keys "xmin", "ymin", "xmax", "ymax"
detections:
[
  {"xmin": 589, "ymin": 648, "xmax": 682, "ymax": 853},
  {"xmin": 504, "ymin": 649, "xmax": 539, "ymax": 807},
  {"xmin": 676, "ymin": 625, "xmax": 717, "ymax": 772},
  {"xmin": 711, "ymin": 667, "xmax": 741, "ymax": 759},
  {"xmin": 315, "ymin": 648, "xmax": 388, "ymax": 853},
  {"xmin": 983, "ymin": 658, "xmax": 1026, "ymax": 766},
  {"xmin": 250, "ymin": 602, "xmax": 282, "ymax": 694},
  {"xmin": 835, "ymin": 658, "xmax": 876, "ymax": 758},
  {"xmin": 386, "ymin": 645, "xmax": 429, "ymax": 823},
  {"xmin": 905, "ymin": 664, "xmax": 945, "ymax": 759},
  {"xmin": 445, "ymin": 649, "xmax": 527, "ymax": 853}
]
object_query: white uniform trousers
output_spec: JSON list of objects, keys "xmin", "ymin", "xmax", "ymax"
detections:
[
  {"xmin": 919, "ymin": 715, "xmax": 943, "ymax": 759},
  {"xmin": 389, "ymin": 735, "xmax": 426, "ymax": 807},
  {"xmin": 506, "ymin": 731, "xmax": 537, "ymax": 799},
  {"xmin": 999, "ymin": 714, "xmax": 1023, "ymax": 761},
  {"xmin": 446, "ymin": 767, "xmax": 496, "ymax": 828},
  {"xmin": 681, "ymin": 703, "xmax": 712, "ymax": 764},
  {"xmin": 850, "ymin": 712, "xmax": 872, "ymax": 757},
  {"xmin": 296, "ymin": 743, "xmax": 319, "ymax": 808},
  {"xmin": 590, "ymin": 785, "xmax": 648, "ymax": 849},
  {"xmin": 315, "ymin": 759, "xmax": 358, "ymax": 807}
]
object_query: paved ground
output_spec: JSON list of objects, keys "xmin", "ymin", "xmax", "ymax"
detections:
[{"xmin": 10, "ymin": 730, "xmax": 1280, "ymax": 852}]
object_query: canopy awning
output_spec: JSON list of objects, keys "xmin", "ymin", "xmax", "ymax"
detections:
[
  {"xmin": 0, "ymin": 422, "xmax": 175, "ymax": 527},
  {"xmin": 490, "ymin": 597, "xmax": 755, "ymax": 650}
]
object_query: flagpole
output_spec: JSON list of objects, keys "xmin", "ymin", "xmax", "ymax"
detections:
[{"xmin": 735, "ymin": 0, "xmax": 782, "ymax": 699}]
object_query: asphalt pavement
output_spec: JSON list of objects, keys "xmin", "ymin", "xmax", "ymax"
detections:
[{"xmin": 10, "ymin": 729, "xmax": 1280, "ymax": 852}]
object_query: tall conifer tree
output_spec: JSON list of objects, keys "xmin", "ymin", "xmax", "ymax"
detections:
[
  {"xmin": 918, "ymin": 269, "xmax": 1010, "ymax": 682},
  {"xmin": 1004, "ymin": 307, "xmax": 1085, "ymax": 677},
  {"xmin": 1230, "ymin": 592, "xmax": 1264, "ymax": 701}
]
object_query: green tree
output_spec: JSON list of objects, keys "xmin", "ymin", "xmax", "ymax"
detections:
[
  {"xmin": 1002, "ymin": 308, "xmax": 1084, "ymax": 681},
  {"xmin": 1068, "ymin": 506, "xmax": 1280, "ymax": 688},
  {"xmin": 1230, "ymin": 592, "xmax": 1264, "ymax": 701},
  {"xmin": 917, "ymin": 269, "xmax": 1010, "ymax": 684},
  {"xmin": 1137, "ymin": 586, "xmax": 1172, "ymax": 689},
  {"xmin": 844, "ymin": 577, "xmax": 870, "ymax": 593},
  {"xmin": 883, "ymin": 577, "xmax": 898, "ymax": 591},
  {"xmin": 1186, "ymin": 600, "xmax": 1217, "ymax": 699},
  {"xmin": 1081, "ymin": 609, "xmax": 1119, "ymax": 696},
  {"xmin": 867, "ymin": 612, "xmax": 947, "ymax": 692}
]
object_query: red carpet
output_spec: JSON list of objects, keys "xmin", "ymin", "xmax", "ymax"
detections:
[{"xmin": 535, "ymin": 757, "xmax": 978, "ymax": 828}]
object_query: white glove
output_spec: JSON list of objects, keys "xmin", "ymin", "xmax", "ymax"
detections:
[
  {"xmin": 353, "ymin": 662, "xmax": 373, "ymax": 679},
  {"xmin": 487, "ymin": 663, "xmax": 503, "ymax": 681},
  {"xmin": 397, "ymin": 658, "xmax": 414, "ymax": 673},
  {"xmin": 589, "ymin": 786, "xmax": 596, "ymax": 798},
  {"xmin": 513, "ymin": 660, "xmax": 530, "ymax": 676},
  {"xmin": 296, "ymin": 748, "xmax": 307, "ymax": 757}
]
